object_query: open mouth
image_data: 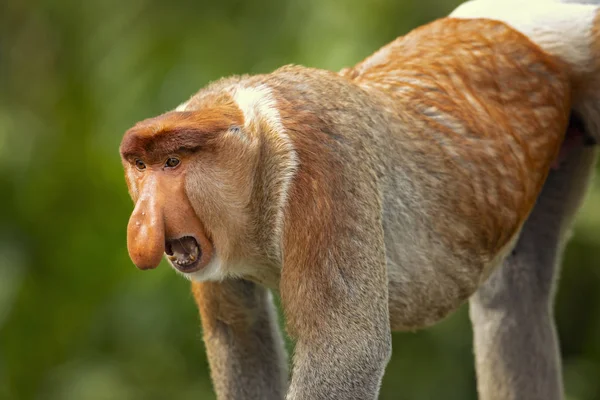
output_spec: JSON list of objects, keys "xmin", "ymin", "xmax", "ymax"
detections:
[{"xmin": 165, "ymin": 236, "xmax": 203, "ymax": 273}]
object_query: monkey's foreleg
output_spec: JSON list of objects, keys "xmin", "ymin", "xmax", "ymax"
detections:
[
  {"xmin": 469, "ymin": 145, "xmax": 597, "ymax": 400},
  {"xmin": 280, "ymin": 181, "xmax": 392, "ymax": 400},
  {"xmin": 192, "ymin": 279, "xmax": 288, "ymax": 400}
]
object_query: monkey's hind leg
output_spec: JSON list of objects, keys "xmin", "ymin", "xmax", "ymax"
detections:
[
  {"xmin": 468, "ymin": 144, "xmax": 597, "ymax": 400},
  {"xmin": 192, "ymin": 279, "xmax": 288, "ymax": 400}
]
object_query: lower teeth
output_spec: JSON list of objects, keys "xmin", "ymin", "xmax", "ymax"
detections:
[
  {"xmin": 166, "ymin": 245, "xmax": 200, "ymax": 268},
  {"xmin": 174, "ymin": 258, "xmax": 196, "ymax": 267}
]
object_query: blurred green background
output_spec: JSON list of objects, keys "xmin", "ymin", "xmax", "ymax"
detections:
[{"xmin": 1, "ymin": 0, "xmax": 600, "ymax": 399}]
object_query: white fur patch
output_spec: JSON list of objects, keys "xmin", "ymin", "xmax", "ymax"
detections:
[
  {"xmin": 232, "ymin": 85, "xmax": 285, "ymax": 132},
  {"xmin": 175, "ymin": 100, "xmax": 190, "ymax": 112},
  {"xmin": 174, "ymin": 253, "xmax": 225, "ymax": 282},
  {"xmin": 232, "ymin": 84, "xmax": 299, "ymax": 261},
  {"xmin": 450, "ymin": 0, "xmax": 598, "ymax": 74},
  {"xmin": 272, "ymin": 143, "xmax": 298, "ymax": 261}
]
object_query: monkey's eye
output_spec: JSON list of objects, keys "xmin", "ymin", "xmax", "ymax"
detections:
[
  {"xmin": 165, "ymin": 157, "xmax": 180, "ymax": 168},
  {"xmin": 135, "ymin": 159, "xmax": 146, "ymax": 170}
]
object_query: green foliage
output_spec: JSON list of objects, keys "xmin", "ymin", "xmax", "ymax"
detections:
[{"xmin": 1, "ymin": 0, "xmax": 599, "ymax": 399}]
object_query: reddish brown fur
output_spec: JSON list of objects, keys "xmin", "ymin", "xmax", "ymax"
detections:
[
  {"xmin": 121, "ymin": 104, "xmax": 243, "ymax": 164},
  {"xmin": 345, "ymin": 18, "xmax": 570, "ymax": 259}
]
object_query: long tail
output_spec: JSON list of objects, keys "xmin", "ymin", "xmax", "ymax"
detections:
[{"xmin": 450, "ymin": 0, "xmax": 600, "ymax": 142}]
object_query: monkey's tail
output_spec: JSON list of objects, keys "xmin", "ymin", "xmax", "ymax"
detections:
[{"xmin": 451, "ymin": 0, "xmax": 600, "ymax": 143}]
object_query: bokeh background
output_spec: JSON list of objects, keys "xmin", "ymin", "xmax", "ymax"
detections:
[{"xmin": 2, "ymin": 0, "xmax": 600, "ymax": 399}]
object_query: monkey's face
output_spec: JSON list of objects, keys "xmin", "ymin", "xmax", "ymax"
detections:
[{"xmin": 119, "ymin": 106, "xmax": 257, "ymax": 281}]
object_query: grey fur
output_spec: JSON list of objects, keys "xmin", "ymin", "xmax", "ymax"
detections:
[
  {"xmin": 198, "ymin": 280, "xmax": 288, "ymax": 399},
  {"xmin": 470, "ymin": 146, "xmax": 598, "ymax": 400}
]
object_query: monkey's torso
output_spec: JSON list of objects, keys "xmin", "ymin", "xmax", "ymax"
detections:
[{"xmin": 270, "ymin": 18, "xmax": 570, "ymax": 330}]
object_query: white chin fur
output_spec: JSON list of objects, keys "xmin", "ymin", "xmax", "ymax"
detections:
[{"xmin": 169, "ymin": 254, "xmax": 226, "ymax": 282}]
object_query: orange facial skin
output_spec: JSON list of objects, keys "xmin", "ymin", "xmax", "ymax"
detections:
[{"xmin": 125, "ymin": 163, "xmax": 213, "ymax": 272}]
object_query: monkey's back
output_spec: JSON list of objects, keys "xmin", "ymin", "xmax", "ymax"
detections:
[{"xmin": 344, "ymin": 17, "xmax": 571, "ymax": 262}]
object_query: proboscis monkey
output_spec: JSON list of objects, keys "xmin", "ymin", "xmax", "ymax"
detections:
[{"xmin": 119, "ymin": 1, "xmax": 600, "ymax": 399}]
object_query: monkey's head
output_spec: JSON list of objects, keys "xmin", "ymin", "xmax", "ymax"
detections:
[{"xmin": 119, "ymin": 102, "xmax": 262, "ymax": 281}]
